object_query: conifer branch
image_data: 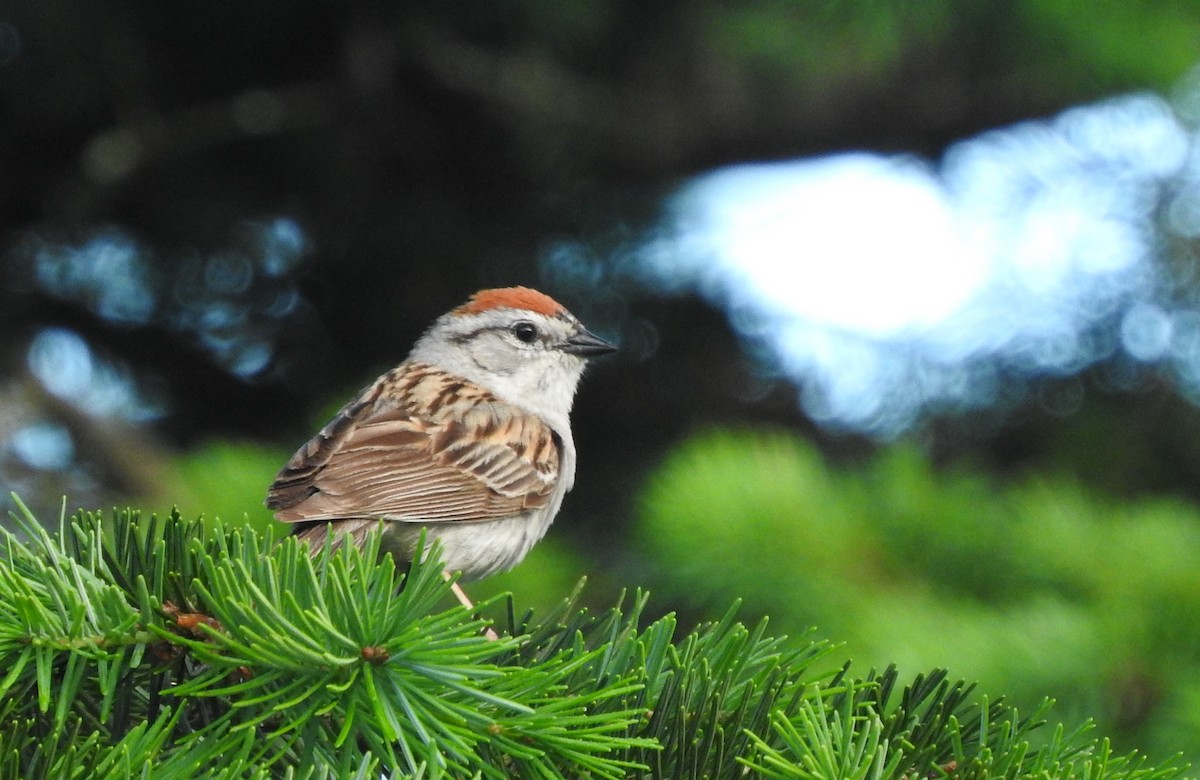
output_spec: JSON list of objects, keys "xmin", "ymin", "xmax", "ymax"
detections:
[{"xmin": 0, "ymin": 495, "xmax": 1190, "ymax": 778}]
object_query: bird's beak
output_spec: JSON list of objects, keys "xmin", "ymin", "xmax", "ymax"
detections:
[{"xmin": 560, "ymin": 327, "xmax": 617, "ymax": 357}]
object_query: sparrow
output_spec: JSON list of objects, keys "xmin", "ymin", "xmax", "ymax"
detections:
[{"xmin": 265, "ymin": 287, "xmax": 616, "ymax": 610}]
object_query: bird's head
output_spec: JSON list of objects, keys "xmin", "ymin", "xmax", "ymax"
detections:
[{"xmin": 410, "ymin": 286, "xmax": 616, "ymax": 421}]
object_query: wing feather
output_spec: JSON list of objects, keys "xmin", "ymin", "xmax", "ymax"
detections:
[{"xmin": 266, "ymin": 362, "xmax": 561, "ymax": 524}]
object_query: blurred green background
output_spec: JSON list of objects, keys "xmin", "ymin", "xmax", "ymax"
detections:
[{"xmin": 5, "ymin": 0, "xmax": 1200, "ymax": 765}]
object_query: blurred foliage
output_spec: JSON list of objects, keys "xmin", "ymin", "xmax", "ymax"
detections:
[
  {"xmin": 1020, "ymin": 2, "xmax": 1200, "ymax": 90},
  {"xmin": 636, "ymin": 428, "xmax": 1200, "ymax": 765},
  {"xmin": 8, "ymin": 0, "xmax": 1200, "ymax": 546},
  {"xmin": 699, "ymin": 2, "xmax": 1200, "ymax": 97},
  {"xmin": 5, "ymin": 0, "xmax": 1200, "ymax": 493},
  {"xmin": 156, "ymin": 441, "xmax": 283, "ymax": 534}
]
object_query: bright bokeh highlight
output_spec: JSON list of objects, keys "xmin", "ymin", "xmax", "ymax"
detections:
[{"xmin": 637, "ymin": 92, "xmax": 1198, "ymax": 435}]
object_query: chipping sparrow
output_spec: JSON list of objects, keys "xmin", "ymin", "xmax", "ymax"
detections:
[{"xmin": 265, "ymin": 287, "xmax": 615, "ymax": 608}]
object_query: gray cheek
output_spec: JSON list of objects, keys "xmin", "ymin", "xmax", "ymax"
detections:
[{"xmin": 468, "ymin": 337, "xmax": 521, "ymax": 375}]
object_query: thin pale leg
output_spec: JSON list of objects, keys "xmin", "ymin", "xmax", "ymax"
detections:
[{"xmin": 445, "ymin": 571, "xmax": 499, "ymax": 641}]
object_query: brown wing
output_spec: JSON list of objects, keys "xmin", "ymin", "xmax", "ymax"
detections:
[{"xmin": 266, "ymin": 363, "xmax": 561, "ymax": 524}]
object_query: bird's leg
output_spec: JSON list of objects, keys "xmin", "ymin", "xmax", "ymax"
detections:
[
  {"xmin": 444, "ymin": 571, "xmax": 499, "ymax": 641},
  {"xmin": 447, "ymin": 576, "xmax": 474, "ymax": 608}
]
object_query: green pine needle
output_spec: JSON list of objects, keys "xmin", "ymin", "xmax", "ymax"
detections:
[{"xmin": 0, "ymin": 495, "xmax": 1191, "ymax": 779}]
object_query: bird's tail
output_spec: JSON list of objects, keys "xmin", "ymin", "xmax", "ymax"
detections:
[{"xmin": 292, "ymin": 518, "xmax": 380, "ymax": 555}]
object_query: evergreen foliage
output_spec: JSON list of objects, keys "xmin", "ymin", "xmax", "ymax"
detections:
[
  {"xmin": 0, "ymin": 496, "xmax": 1189, "ymax": 778},
  {"xmin": 638, "ymin": 429, "xmax": 1200, "ymax": 761}
]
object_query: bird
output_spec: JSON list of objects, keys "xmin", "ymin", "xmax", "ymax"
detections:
[{"xmin": 265, "ymin": 286, "xmax": 616, "ymax": 613}]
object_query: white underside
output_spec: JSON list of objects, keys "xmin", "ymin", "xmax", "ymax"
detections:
[{"xmin": 382, "ymin": 508, "xmax": 556, "ymax": 581}]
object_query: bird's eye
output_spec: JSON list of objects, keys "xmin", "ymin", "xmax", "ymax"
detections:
[{"xmin": 511, "ymin": 321, "xmax": 539, "ymax": 344}]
